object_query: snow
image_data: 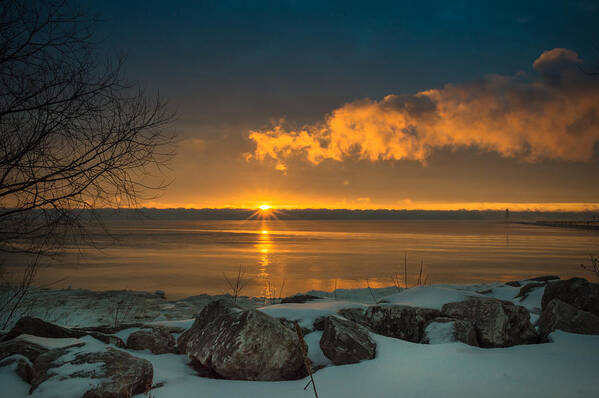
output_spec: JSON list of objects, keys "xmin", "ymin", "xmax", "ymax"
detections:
[
  {"xmin": 424, "ymin": 321, "xmax": 456, "ymax": 344},
  {"xmin": 0, "ymin": 358, "xmax": 31, "ymax": 397},
  {"xmin": 15, "ymin": 334, "xmax": 83, "ymax": 350},
  {"xmin": 2, "ymin": 282, "xmax": 598, "ymax": 397},
  {"xmin": 258, "ymin": 300, "xmax": 366, "ymax": 329},
  {"xmin": 381, "ymin": 285, "xmax": 485, "ymax": 310},
  {"xmin": 126, "ymin": 331, "xmax": 599, "ymax": 398},
  {"xmin": 303, "ymin": 331, "xmax": 332, "ymax": 368}
]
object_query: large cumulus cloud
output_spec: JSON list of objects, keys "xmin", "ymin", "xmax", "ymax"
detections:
[{"xmin": 246, "ymin": 48, "xmax": 599, "ymax": 171}]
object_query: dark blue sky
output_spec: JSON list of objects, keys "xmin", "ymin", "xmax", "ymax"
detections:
[
  {"xmin": 91, "ymin": 0, "xmax": 599, "ymax": 127},
  {"xmin": 82, "ymin": 1, "xmax": 599, "ymax": 209}
]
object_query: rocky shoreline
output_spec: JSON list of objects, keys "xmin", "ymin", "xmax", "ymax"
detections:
[{"xmin": 1, "ymin": 276, "xmax": 599, "ymax": 397}]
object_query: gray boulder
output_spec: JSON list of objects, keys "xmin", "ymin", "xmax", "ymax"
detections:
[
  {"xmin": 339, "ymin": 305, "xmax": 441, "ymax": 343},
  {"xmin": 320, "ymin": 316, "xmax": 376, "ymax": 365},
  {"xmin": 184, "ymin": 307, "xmax": 306, "ymax": 380},
  {"xmin": 176, "ymin": 299, "xmax": 240, "ymax": 354},
  {"xmin": 541, "ymin": 278, "xmax": 599, "ymax": 317},
  {"xmin": 441, "ymin": 297, "xmax": 538, "ymax": 347},
  {"xmin": 536, "ymin": 299, "xmax": 599, "ymax": 337},
  {"xmin": 422, "ymin": 317, "xmax": 478, "ymax": 346},
  {"xmin": 31, "ymin": 344, "xmax": 153, "ymax": 398},
  {"xmin": 127, "ymin": 327, "xmax": 176, "ymax": 354}
]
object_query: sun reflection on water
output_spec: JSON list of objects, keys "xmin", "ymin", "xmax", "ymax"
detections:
[{"xmin": 256, "ymin": 227, "xmax": 272, "ymax": 280}]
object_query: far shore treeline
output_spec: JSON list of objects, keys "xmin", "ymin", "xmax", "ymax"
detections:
[{"xmin": 4, "ymin": 208, "xmax": 597, "ymax": 221}]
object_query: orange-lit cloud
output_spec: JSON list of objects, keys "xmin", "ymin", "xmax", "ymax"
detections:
[{"xmin": 246, "ymin": 48, "xmax": 599, "ymax": 170}]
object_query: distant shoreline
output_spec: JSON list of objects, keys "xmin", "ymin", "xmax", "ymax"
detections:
[
  {"xmin": 512, "ymin": 221, "xmax": 599, "ymax": 231},
  {"xmin": 23, "ymin": 207, "xmax": 597, "ymax": 221}
]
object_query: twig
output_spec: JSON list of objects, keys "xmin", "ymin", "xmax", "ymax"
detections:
[
  {"xmin": 404, "ymin": 251, "xmax": 408, "ymax": 288},
  {"xmin": 223, "ymin": 265, "xmax": 249, "ymax": 303},
  {"xmin": 366, "ymin": 278, "xmax": 377, "ymax": 304},
  {"xmin": 294, "ymin": 321, "xmax": 318, "ymax": 398}
]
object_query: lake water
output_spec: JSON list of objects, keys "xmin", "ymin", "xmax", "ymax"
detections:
[{"xmin": 22, "ymin": 219, "xmax": 599, "ymax": 298}]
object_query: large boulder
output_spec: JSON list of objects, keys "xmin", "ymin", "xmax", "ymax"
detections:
[
  {"xmin": 541, "ymin": 278, "xmax": 599, "ymax": 317},
  {"xmin": 176, "ymin": 299, "xmax": 240, "ymax": 354},
  {"xmin": 441, "ymin": 297, "xmax": 538, "ymax": 347},
  {"xmin": 127, "ymin": 327, "xmax": 175, "ymax": 354},
  {"xmin": 422, "ymin": 317, "xmax": 478, "ymax": 346},
  {"xmin": 536, "ymin": 299, "xmax": 599, "ymax": 337},
  {"xmin": 319, "ymin": 316, "xmax": 376, "ymax": 365},
  {"xmin": 339, "ymin": 305, "xmax": 441, "ymax": 343},
  {"xmin": 31, "ymin": 344, "xmax": 153, "ymax": 398},
  {"xmin": 183, "ymin": 306, "xmax": 307, "ymax": 381}
]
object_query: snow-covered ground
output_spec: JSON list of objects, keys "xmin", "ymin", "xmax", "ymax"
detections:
[{"xmin": 2, "ymin": 279, "xmax": 598, "ymax": 398}]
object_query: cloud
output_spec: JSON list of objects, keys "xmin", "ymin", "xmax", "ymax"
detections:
[{"xmin": 246, "ymin": 48, "xmax": 599, "ymax": 170}]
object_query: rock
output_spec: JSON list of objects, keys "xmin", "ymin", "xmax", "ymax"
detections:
[
  {"xmin": 31, "ymin": 344, "xmax": 153, "ymax": 398},
  {"xmin": 536, "ymin": 299, "xmax": 599, "ymax": 337},
  {"xmin": 127, "ymin": 328, "xmax": 176, "ymax": 354},
  {"xmin": 176, "ymin": 299, "xmax": 240, "ymax": 354},
  {"xmin": 319, "ymin": 316, "xmax": 376, "ymax": 365},
  {"xmin": 514, "ymin": 282, "xmax": 544, "ymax": 302},
  {"xmin": 280, "ymin": 294, "xmax": 322, "ymax": 304},
  {"xmin": 154, "ymin": 290, "xmax": 166, "ymax": 299},
  {"xmin": 3, "ymin": 317, "xmax": 125, "ymax": 347},
  {"xmin": 185, "ymin": 308, "xmax": 306, "ymax": 381},
  {"xmin": 505, "ymin": 281, "xmax": 521, "ymax": 287},
  {"xmin": 0, "ymin": 338, "xmax": 49, "ymax": 362},
  {"xmin": 528, "ymin": 275, "xmax": 560, "ymax": 282},
  {"xmin": 339, "ymin": 305, "xmax": 441, "ymax": 343},
  {"xmin": 313, "ymin": 316, "xmax": 327, "ymax": 331},
  {"xmin": 541, "ymin": 278, "xmax": 599, "ymax": 317},
  {"xmin": 476, "ymin": 289, "xmax": 493, "ymax": 295},
  {"xmin": 2, "ymin": 316, "xmax": 80, "ymax": 341},
  {"xmin": 86, "ymin": 332, "xmax": 126, "ymax": 348},
  {"xmin": 74, "ymin": 323, "xmax": 144, "ymax": 335},
  {"xmin": 441, "ymin": 297, "xmax": 538, "ymax": 347},
  {"xmin": 422, "ymin": 317, "xmax": 478, "ymax": 346}
]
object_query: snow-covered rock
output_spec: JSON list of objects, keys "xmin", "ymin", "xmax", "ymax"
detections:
[
  {"xmin": 126, "ymin": 328, "xmax": 176, "ymax": 354},
  {"xmin": 3, "ymin": 317, "xmax": 125, "ymax": 347},
  {"xmin": 31, "ymin": 341, "xmax": 153, "ymax": 398},
  {"xmin": 441, "ymin": 297, "xmax": 538, "ymax": 347},
  {"xmin": 339, "ymin": 305, "xmax": 441, "ymax": 343},
  {"xmin": 537, "ymin": 299, "xmax": 599, "ymax": 337},
  {"xmin": 541, "ymin": 278, "xmax": 599, "ymax": 317},
  {"xmin": 0, "ymin": 337, "xmax": 49, "ymax": 363},
  {"xmin": 319, "ymin": 316, "xmax": 376, "ymax": 365}
]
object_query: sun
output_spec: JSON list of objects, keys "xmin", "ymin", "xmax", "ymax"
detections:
[{"xmin": 259, "ymin": 204, "xmax": 271, "ymax": 211}]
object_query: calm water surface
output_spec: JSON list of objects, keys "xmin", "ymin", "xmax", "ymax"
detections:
[{"xmin": 27, "ymin": 219, "xmax": 599, "ymax": 298}]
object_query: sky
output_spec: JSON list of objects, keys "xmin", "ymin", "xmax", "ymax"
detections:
[{"xmin": 86, "ymin": 0, "xmax": 599, "ymax": 210}]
